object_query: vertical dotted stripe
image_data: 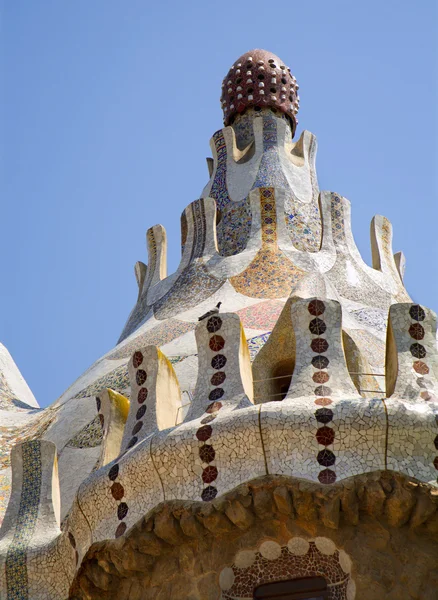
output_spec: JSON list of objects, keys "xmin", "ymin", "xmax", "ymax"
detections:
[
  {"xmin": 307, "ymin": 301, "xmax": 337, "ymax": 485},
  {"xmin": 5, "ymin": 441, "xmax": 42, "ymax": 600}
]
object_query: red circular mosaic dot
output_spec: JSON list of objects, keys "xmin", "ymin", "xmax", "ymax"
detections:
[
  {"xmin": 314, "ymin": 397, "xmax": 333, "ymax": 406},
  {"xmin": 314, "ymin": 385, "xmax": 332, "ymax": 397},
  {"xmin": 115, "ymin": 522, "xmax": 127, "ymax": 538},
  {"xmin": 132, "ymin": 351, "xmax": 143, "ymax": 368},
  {"xmin": 210, "ymin": 371, "xmax": 226, "ymax": 386},
  {"xmin": 314, "ymin": 408, "xmax": 333, "ymax": 424},
  {"xmin": 137, "ymin": 388, "xmax": 148, "ymax": 403},
  {"xmin": 410, "ymin": 343, "xmax": 426, "ymax": 359},
  {"xmin": 312, "ymin": 371, "xmax": 330, "ymax": 384},
  {"xmin": 211, "ymin": 354, "xmax": 227, "ymax": 370},
  {"xmin": 208, "ymin": 388, "xmax": 224, "ymax": 401},
  {"xmin": 409, "ymin": 323, "xmax": 425, "ymax": 340},
  {"xmin": 413, "ymin": 361, "xmax": 429, "ymax": 375},
  {"xmin": 126, "ymin": 437, "xmax": 137, "ymax": 449},
  {"xmin": 111, "ymin": 482, "xmax": 125, "ymax": 501},
  {"xmin": 199, "ymin": 444, "xmax": 216, "ymax": 463},
  {"xmin": 108, "ymin": 464, "xmax": 119, "ymax": 481},
  {"xmin": 312, "ymin": 355, "xmax": 330, "ymax": 369},
  {"xmin": 132, "ymin": 421, "xmax": 143, "ymax": 435},
  {"xmin": 310, "ymin": 338, "xmax": 329, "ymax": 353},
  {"xmin": 201, "ymin": 485, "xmax": 217, "ymax": 501},
  {"xmin": 209, "ymin": 335, "xmax": 225, "ymax": 352},
  {"xmin": 316, "ymin": 426, "xmax": 335, "ymax": 446},
  {"xmin": 202, "ymin": 465, "xmax": 218, "ymax": 484},
  {"xmin": 136, "ymin": 405, "xmax": 146, "ymax": 420},
  {"xmin": 318, "ymin": 468, "xmax": 337, "ymax": 484},
  {"xmin": 207, "ymin": 316, "xmax": 223, "ymax": 333},
  {"xmin": 196, "ymin": 425, "xmax": 213, "ymax": 441},
  {"xmin": 309, "ymin": 318, "xmax": 327, "ymax": 335},
  {"xmin": 206, "ymin": 401, "xmax": 223, "ymax": 414},
  {"xmin": 117, "ymin": 502, "xmax": 129, "ymax": 520},
  {"xmin": 317, "ymin": 449, "xmax": 336, "ymax": 467},
  {"xmin": 136, "ymin": 369, "xmax": 147, "ymax": 386},
  {"xmin": 409, "ymin": 305, "xmax": 425, "ymax": 322},
  {"xmin": 308, "ymin": 299, "xmax": 325, "ymax": 316}
]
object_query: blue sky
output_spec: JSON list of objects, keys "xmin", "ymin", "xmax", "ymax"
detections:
[{"xmin": 1, "ymin": 1, "xmax": 437, "ymax": 408}]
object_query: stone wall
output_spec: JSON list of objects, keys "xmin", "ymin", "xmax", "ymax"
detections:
[{"xmin": 69, "ymin": 472, "xmax": 438, "ymax": 600}]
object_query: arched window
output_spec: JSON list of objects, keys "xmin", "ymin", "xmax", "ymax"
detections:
[{"xmin": 254, "ymin": 576, "xmax": 329, "ymax": 599}]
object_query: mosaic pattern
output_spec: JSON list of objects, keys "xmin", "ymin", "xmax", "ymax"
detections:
[
  {"xmin": 196, "ymin": 316, "xmax": 227, "ymax": 501},
  {"xmin": 125, "ymin": 351, "xmax": 149, "ymax": 452},
  {"xmin": 0, "ymin": 472, "xmax": 11, "ymax": 526},
  {"xmin": 350, "ymin": 308, "xmax": 387, "ymax": 333},
  {"xmin": 388, "ymin": 303, "xmax": 438, "ymax": 402},
  {"xmin": 73, "ymin": 364, "xmax": 130, "ymax": 399},
  {"xmin": 66, "ymin": 415, "xmax": 103, "ymax": 449},
  {"xmin": 231, "ymin": 188, "xmax": 304, "ymax": 297},
  {"xmin": 247, "ymin": 332, "xmax": 271, "ymax": 361},
  {"xmin": 209, "ymin": 130, "xmax": 252, "ymax": 256},
  {"xmin": 237, "ymin": 300, "xmax": 284, "ymax": 330},
  {"xmin": 0, "ymin": 405, "xmax": 58, "ymax": 471},
  {"xmin": 107, "ymin": 319, "xmax": 195, "ymax": 360},
  {"xmin": 220, "ymin": 537, "xmax": 353, "ymax": 599},
  {"xmin": 5, "ymin": 441, "xmax": 42, "ymax": 600},
  {"xmin": 253, "ymin": 115, "xmax": 321, "ymax": 252},
  {"xmin": 154, "ymin": 200, "xmax": 224, "ymax": 320}
]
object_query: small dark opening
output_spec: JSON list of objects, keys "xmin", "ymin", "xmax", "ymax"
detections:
[
  {"xmin": 248, "ymin": 88, "xmax": 254, "ymax": 94},
  {"xmin": 258, "ymin": 74, "xmax": 265, "ymax": 80},
  {"xmin": 281, "ymin": 77, "xmax": 287, "ymax": 84},
  {"xmin": 254, "ymin": 106, "xmax": 262, "ymax": 112},
  {"xmin": 254, "ymin": 576, "xmax": 329, "ymax": 600},
  {"xmin": 236, "ymin": 78, "xmax": 242, "ymax": 84},
  {"xmin": 270, "ymin": 88, "xmax": 277, "ymax": 94}
]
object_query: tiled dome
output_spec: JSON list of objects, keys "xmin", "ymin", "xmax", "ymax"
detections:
[{"xmin": 220, "ymin": 49, "xmax": 300, "ymax": 135}]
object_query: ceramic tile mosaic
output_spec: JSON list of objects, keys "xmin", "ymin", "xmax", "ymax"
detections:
[
  {"xmin": 108, "ymin": 319, "xmax": 195, "ymax": 360},
  {"xmin": 231, "ymin": 188, "xmax": 305, "ymax": 297},
  {"xmin": 72, "ymin": 364, "xmax": 130, "ymax": 399},
  {"xmin": 0, "ymin": 49, "xmax": 434, "ymax": 600},
  {"xmin": 220, "ymin": 537, "xmax": 353, "ymax": 600}
]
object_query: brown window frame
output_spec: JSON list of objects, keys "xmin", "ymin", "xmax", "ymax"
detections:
[{"xmin": 253, "ymin": 576, "xmax": 329, "ymax": 600}]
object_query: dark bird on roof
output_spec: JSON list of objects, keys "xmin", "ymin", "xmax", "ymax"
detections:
[{"xmin": 198, "ymin": 302, "xmax": 222, "ymax": 321}]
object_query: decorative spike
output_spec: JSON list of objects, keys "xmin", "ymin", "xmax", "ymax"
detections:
[
  {"xmin": 94, "ymin": 389, "xmax": 130, "ymax": 468},
  {"xmin": 206, "ymin": 157, "xmax": 214, "ymax": 178},
  {"xmin": 385, "ymin": 302, "xmax": 438, "ymax": 481},
  {"xmin": 184, "ymin": 313, "xmax": 253, "ymax": 422},
  {"xmin": 143, "ymin": 224, "xmax": 167, "ymax": 292},
  {"xmin": 122, "ymin": 346, "xmax": 182, "ymax": 453},
  {"xmin": 134, "ymin": 261, "xmax": 147, "ymax": 301},
  {"xmin": 0, "ymin": 441, "xmax": 73, "ymax": 598},
  {"xmin": 285, "ymin": 297, "xmax": 360, "ymax": 401},
  {"xmin": 385, "ymin": 303, "xmax": 438, "ymax": 401},
  {"xmin": 393, "ymin": 251, "xmax": 406, "ymax": 282},
  {"xmin": 370, "ymin": 215, "xmax": 410, "ymax": 302}
]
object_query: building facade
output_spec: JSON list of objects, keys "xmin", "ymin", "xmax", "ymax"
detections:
[{"xmin": 0, "ymin": 49, "xmax": 437, "ymax": 600}]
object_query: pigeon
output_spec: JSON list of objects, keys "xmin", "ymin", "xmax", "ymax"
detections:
[{"xmin": 198, "ymin": 302, "xmax": 222, "ymax": 321}]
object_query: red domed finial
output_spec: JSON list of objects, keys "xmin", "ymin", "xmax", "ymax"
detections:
[{"xmin": 220, "ymin": 49, "xmax": 299, "ymax": 136}]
